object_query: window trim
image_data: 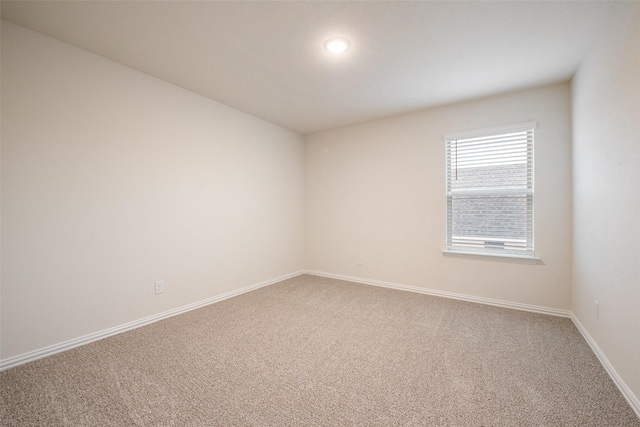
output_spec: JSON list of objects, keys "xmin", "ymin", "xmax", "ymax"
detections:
[
  {"xmin": 444, "ymin": 121, "xmax": 538, "ymax": 260},
  {"xmin": 442, "ymin": 249, "xmax": 541, "ymax": 264},
  {"xmin": 444, "ymin": 121, "xmax": 537, "ymax": 141}
]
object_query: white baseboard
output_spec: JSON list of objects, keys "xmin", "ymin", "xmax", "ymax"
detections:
[
  {"xmin": 305, "ymin": 270, "xmax": 572, "ymax": 318},
  {"xmin": 305, "ymin": 270, "xmax": 638, "ymax": 419},
  {"xmin": 3, "ymin": 269, "xmax": 637, "ymax": 420},
  {"xmin": 0, "ymin": 270, "xmax": 305, "ymax": 372},
  {"xmin": 571, "ymin": 314, "xmax": 640, "ymax": 419}
]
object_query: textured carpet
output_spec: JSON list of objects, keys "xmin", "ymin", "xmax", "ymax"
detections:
[{"xmin": 1, "ymin": 274, "xmax": 638, "ymax": 426}]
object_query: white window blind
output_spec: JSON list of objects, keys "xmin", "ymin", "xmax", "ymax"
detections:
[{"xmin": 445, "ymin": 122, "xmax": 536, "ymax": 256}]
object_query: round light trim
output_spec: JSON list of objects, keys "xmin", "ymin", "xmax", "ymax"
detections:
[{"xmin": 324, "ymin": 38, "xmax": 350, "ymax": 54}]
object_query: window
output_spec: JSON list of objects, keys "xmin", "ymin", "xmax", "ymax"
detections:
[{"xmin": 445, "ymin": 122, "xmax": 536, "ymax": 258}]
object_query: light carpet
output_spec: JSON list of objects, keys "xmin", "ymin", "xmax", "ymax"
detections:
[{"xmin": 1, "ymin": 274, "xmax": 638, "ymax": 426}]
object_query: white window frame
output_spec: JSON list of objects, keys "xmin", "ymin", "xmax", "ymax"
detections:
[{"xmin": 443, "ymin": 121, "xmax": 539, "ymax": 264}]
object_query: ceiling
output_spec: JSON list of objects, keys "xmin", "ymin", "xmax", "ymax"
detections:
[{"xmin": 1, "ymin": 1, "xmax": 618, "ymax": 135}]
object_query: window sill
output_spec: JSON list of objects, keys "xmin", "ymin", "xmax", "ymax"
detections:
[{"xmin": 442, "ymin": 250, "xmax": 541, "ymax": 265}]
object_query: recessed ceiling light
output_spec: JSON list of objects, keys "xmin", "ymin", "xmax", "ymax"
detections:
[{"xmin": 324, "ymin": 38, "xmax": 350, "ymax": 54}]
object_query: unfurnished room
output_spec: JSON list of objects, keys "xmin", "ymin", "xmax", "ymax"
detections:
[{"xmin": 0, "ymin": 1, "xmax": 639, "ymax": 425}]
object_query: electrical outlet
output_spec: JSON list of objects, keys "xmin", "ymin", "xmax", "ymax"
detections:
[
  {"xmin": 155, "ymin": 280, "xmax": 165, "ymax": 295},
  {"xmin": 594, "ymin": 301, "xmax": 599, "ymax": 319},
  {"xmin": 357, "ymin": 256, "xmax": 364, "ymax": 266}
]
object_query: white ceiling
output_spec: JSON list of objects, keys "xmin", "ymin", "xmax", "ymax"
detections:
[{"xmin": 1, "ymin": 1, "xmax": 617, "ymax": 135}]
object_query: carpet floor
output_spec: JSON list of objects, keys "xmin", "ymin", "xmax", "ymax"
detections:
[{"xmin": 1, "ymin": 274, "xmax": 638, "ymax": 426}]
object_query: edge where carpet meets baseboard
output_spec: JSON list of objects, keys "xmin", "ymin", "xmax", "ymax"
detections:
[
  {"xmin": 571, "ymin": 314, "xmax": 640, "ymax": 419},
  {"xmin": 0, "ymin": 270, "xmax": 306, "ymax": 372},
  {"xmin": 305, "ymin": 270, "xmax": 572, "ymax": 318},
  {"xmin": 2, "ymin": 269, "xmax": 637, "ymax": 421},
  {"xmin": 305, "ymin": 270, "xmax": 639, "ymax": 420}
]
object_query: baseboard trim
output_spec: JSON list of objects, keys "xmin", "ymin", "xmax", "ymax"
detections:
[
  {"xmin": 3, "ymin": 269, "xmax": 637, "ymax": 420},
  {"xmin": 0, "ymin": 270, "xmax": 305, "ymax": 372},
  {"xmin": 305, "ymin": 270, "xmax": 572, "ymax": 318},
  {"xmin": 306, "ymin": 270, "xmax": 638, "ymax": 419},
  {"xmin": 571, "ymin": 314, "xmax": 640, "ymax": 419}
]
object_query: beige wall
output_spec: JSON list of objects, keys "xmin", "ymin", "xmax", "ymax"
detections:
[
  {"xmin": 571, "ymin": 2, "xmax": 640, "ymax": 403},
  {"xmin": 305, "ymin": 83, "xmax": 573, "ymax": 310},
  {"xmin": 1, "ymin": 22, "xmax": 305, "ymax": 360}
]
